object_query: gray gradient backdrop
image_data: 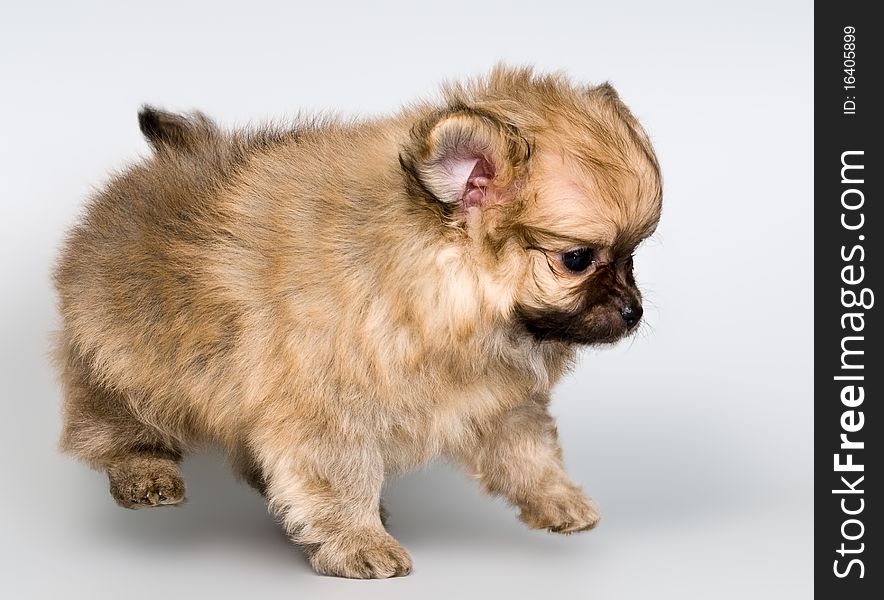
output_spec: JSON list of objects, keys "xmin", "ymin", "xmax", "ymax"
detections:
[{"xmin": 0, "ymin": 1, "xmax": 812, "ymax": 598}]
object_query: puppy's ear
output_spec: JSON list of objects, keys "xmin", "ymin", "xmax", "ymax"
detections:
[{"xmin": 401, "ymin": 110, "xmax": 530, "ymax": 214}]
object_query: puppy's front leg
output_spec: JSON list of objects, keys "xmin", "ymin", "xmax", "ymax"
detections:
[
  {"xmin": 255, "ymin": 428, "xmax": 411, "ymax": 578},
  {"xmin": 457, "ymin": 397, "xmax": 600, "ymax": 533}
]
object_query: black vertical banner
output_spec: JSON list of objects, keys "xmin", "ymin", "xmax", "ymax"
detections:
[{"xmin": 816, "ymin": 2, "xmax": 881, "ymax": 597}]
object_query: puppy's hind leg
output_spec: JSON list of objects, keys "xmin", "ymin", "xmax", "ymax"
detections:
[
  {"xmin": 58, "ymin": 344, "xmax": 186, "ymax": 509},
  {"xmin": 452, "ymin": 395, "xmax": 600, "ymax": 534}
]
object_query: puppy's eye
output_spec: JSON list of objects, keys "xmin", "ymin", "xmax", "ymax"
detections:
[{"xmin": 560, "ymin": 247, "xmax": 595, "ymax": 273}]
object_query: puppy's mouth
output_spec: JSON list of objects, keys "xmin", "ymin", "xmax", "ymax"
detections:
[{"xmin": 514, "ymin": 304, "xmax": 641, "ymax": 345}]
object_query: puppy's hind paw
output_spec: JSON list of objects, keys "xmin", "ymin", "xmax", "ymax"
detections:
[
  {"xmin": 519, "ymin": 490, "xmax": 601, "ymax": 534},
  {"xmin": 107, "ymin": 456, "xmax": 186, "ymax": 509}
]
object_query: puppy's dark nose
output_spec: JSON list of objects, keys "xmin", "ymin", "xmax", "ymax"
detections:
[{"xmin": 620, "ymin": 303, "xmax": 642, "ymax": 330}]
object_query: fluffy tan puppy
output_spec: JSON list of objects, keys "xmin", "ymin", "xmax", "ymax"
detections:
[{"xmin": 53, "ymin": 65, "xmax": 662, "ymax": 578}]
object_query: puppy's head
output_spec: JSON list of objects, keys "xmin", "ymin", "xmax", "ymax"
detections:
[{"xmin": 401, "ymin": 66, "xmax": 662, "ymax": 345}]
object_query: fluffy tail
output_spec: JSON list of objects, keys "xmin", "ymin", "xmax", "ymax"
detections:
[{"xmin": 137, "ymin": 105, "xmax": 219, "ymax": 153}]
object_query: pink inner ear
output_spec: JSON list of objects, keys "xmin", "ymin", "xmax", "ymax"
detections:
[{"xmin": 462, "ymin": 157, "xmax": 494, "ymax": 208}]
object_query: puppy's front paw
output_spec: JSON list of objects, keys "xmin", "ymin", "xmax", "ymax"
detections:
[
  {"xmin": 519, "ymin": 489, "xmax": 600, "ymax": 534},
  {"xmin": 308, "ymin": 529, "xmax": 412, "ymax": 579}
]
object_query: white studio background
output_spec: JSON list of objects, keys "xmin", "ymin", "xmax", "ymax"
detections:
[{"xmin": 0, "ymin": 2, "xmax": 812, "ymax": 598}]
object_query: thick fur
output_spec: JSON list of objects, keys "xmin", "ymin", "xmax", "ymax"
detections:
[{"xmin": 53, "ymin": 65, "xmax": 662, "ymax": 578}]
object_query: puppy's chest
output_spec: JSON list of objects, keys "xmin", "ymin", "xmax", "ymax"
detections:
[{"xmin": 380, "ymin": 353, "xmax": 550, "ymax": 471}]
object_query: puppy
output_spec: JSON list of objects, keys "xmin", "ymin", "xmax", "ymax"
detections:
[{"xmin": 53, "ymin": 65, "xmax": 662, "ymax": 578}]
